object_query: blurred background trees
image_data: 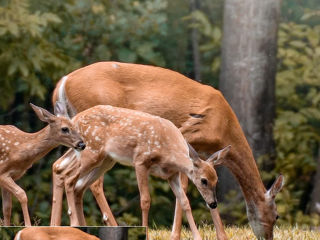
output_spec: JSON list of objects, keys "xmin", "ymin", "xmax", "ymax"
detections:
[{"xmin": 0, "ymin": 0, "xmax": 319, "ymax": 228}]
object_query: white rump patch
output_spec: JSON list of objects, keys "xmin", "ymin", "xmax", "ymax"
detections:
[{"xmin": 15, "ymin": 230, "xmax": 22, "ymax": 240}]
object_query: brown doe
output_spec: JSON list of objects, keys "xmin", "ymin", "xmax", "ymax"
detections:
[
  {"xmin": 14, "ymin": 227, "xmax": 99, "ymax": 240},
  {"xmin": 52, "ymin": 61, "xmax": 284, "ymax": 240},
  {"xmin": 0, "ymin": 102, "xmax": 85, "ymax": 226},
  {"xmin": 50, "ymin": 105, "xmax": 228, "ymax": 240}
]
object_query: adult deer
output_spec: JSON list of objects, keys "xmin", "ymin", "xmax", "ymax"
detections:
[
  {"xmin": 0, "ymin": 103, "xmax": 85, "ymax": 226},
  {"xmin": 52, "ymin": 62, "xmax": 284, "ymax": 240},
  {"xmin": 14, "ymin": 227, "xmax": 99, "ymax": 240},
  {"xmin": 50, "ymin": 105, "xmax": 225, "ymax": 240}
]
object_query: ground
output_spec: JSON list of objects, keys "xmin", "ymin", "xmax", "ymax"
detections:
[{"xmin": 149, "ymin": 225, "xmax": 320, "ymax": 240}]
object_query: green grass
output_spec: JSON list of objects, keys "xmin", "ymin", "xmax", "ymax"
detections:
[{"xmin": 149, "ymin": 225, "xmax": 320, "ymax": 240}]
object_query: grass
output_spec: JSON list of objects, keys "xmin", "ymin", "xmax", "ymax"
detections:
[{"xmin": 149, "ymin": 225, "xmax": 320, "ymax": 240}]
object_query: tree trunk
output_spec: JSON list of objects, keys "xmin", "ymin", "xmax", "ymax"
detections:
[
  {"xmin": 218, "ymin": 0, "xmax": 280, "ymax": 198},
  {"xmin": 309, "ymin": 146, "xmax": 320, "ymax": 214},
  {"xmin": 99, "ymin": 227, "xmax": 128, "ymax": 240},
  {"xmin": 190, "ymin": 0, "xmax": 202, "ymax": 82}
]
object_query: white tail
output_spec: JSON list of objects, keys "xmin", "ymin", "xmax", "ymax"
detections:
[
  {"xmin": 0, "ymin": 103, "xmax": 85, "ymax": 226},
  {"xmin": 50, "ymin": 105, "xmax": 224, "ymax": 240},
  {"xmin": 52, "ymin": 61, "xmax": 284, "ymax": 240}
]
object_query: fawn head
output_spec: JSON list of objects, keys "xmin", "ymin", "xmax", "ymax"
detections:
[
  {"xmin": 30, "ymin": 102, "xmax": 86, "ymax": 151},
  {"xmin": 247, "ymin": 175, "xmax": 284, "ymax": 240},
  {"xmin": 188, "ymin": 143, "xmax": 230, "ymax": 209}
]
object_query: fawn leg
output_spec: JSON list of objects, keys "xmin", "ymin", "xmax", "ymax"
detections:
[
  {"xmin": 170, "ymin": 173, "xmax": 188, "ymax": 240},
  {"xmin": 135, "ymin": 164, "xmax": 151, "ymax": 227},
  {"xmin": 90, "ymin": 176, "xmax": 118, "ymax": 226},
  {"xmin": 64, "ymin": 171, "xmax": 81, "ymax": 226},
  {"xmin": 168, "ymin": 174, "xmax": 202, "ymax": 240},
  {"xmin": 210, "ymin": 208, "xmax": 228, "ymax": 240},
  {"xmin": 50, "ymin": 165, "xmax": 65, "ymax": 226},
  {"xmin": 0, "ymin": 177, "xmax": 31, "ymax": 226},
  {"xmin": 2, "ymin": 188, "xmax": 12, "ymax": 226}
]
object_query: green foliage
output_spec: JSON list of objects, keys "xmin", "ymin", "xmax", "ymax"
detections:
[
  {"xmin": 274, "ymin": 22, "xmax": 320, "ymax": 226},
  {"xmin": 184, "ymin": 10, "xmax": 222, "ymax": 86},
  {"xmin": 0, "ymin": 0, "xmax": 78, "ymax": 109}
]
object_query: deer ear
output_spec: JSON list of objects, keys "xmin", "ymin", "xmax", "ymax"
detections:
[
  {"xmin": 54, "ymin": 101, "xmax": 68, "ymax": 117},
  {"xmin": 187, "ymin": 142, "xmax": 200, "ymax": 164},
  {"xmin": 30, "ymin": 103, "xmax": 55, "ymax": 123},
  {"xmin": 267, "ymin": 175, "xmax": 285, "ymax": 199},
  {"xmin": 207, "ymin": 145, "xmax": 231, "ymax": 166}
]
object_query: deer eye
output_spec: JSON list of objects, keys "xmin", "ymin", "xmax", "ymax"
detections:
[
  {"xmin": 276, "ymin": 215, "xmax": 279, "ymax": 220},
  {"xmin": 61, "ymin": 127, "xmax": 70, "ymax": 134},
  {"xmin": 201, "ymin": 178, "xmax": 208, "ymax": 186}
]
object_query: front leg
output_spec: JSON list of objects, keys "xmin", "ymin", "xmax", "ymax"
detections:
[
  {"xmin": 210, "ymin": 208, "xmax": 228, "ymax": 240},
  {"xmin": 0, "ymin": 177, "xmax": 31, "ymax": 226},
  {"xmin": 135, "ymin": 164, "xmax": 151, "ymax": 227},
  {"xmin": 64, "ymin": 171, "xmax": 81, "ymax": 226},
  {"xmin": 90, "ymin": 176, "xmax": 118, "ymax": 226},
  {"xmin": 50, "ymin": 164, "xmax": 65, "ymax": 226},
  {"xmin": 168, "ymin": 174, "xmax": 201, "ymax": 240},
  {"xmin": 171, "ymin": 173, "xmax": 188, "ymax": 240},
  {"xmin": 2, "ymin": 188, "xmax": 12, "ymax": 226}
]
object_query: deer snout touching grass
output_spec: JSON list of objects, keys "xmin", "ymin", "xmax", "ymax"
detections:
[{"xmin": 0, "ymin": 102, "xmax": 85, "ymax": 226}]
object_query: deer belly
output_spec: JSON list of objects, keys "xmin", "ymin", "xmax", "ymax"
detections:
[
  {"xmin": 149, "ymin": 165, "xmax": 171, "ymax": 179},
  {"xmin": 109, "ymin": 152, "xmax": 133, "ymax": 166}
]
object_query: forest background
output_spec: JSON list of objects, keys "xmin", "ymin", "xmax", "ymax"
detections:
[{"xmin": 0, "ymin": 0, "xmax": 320, "ymax": 229}]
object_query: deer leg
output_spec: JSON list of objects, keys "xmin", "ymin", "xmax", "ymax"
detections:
[
  {"xmin": 168, "ymin": 174, "xmax": 201, "ymax": 240},
  {"xmin": 50, "ymin": 167, "xmax": 65, "ymax": 226},
  {"xmin": 135, "ymin": 164, "xmax": 151, "ymax": 227},
  {"xmin": 2, "ymin": 188, "xmax": 12, "ymax": 226},
  {"xmin": 74, "ymin": 188, "xmax": 86, "ymax": 226},
  {"xmin": 171, "ymin": 173, "xmax": 188, "ymax": 240},
  {"xmin": 210, "ymin": 208, "xmax": 228, "ymax": 240},
  {"xmin": 90, "ymin": 176, "xmax": 118, "ymax": 226},
  {"xmin": 0, "ymin": 177, "xmax": 31, "ymax": 226},
  {"xmin": 64, "ymin": 173, "xmax": 81, "ymax": 226}
]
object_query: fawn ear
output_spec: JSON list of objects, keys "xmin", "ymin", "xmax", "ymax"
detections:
[
  {"xmin": 54, "ymin": 101, "xmax": 68, "ymax": 117},
  {"xmin": 267, "ymin": 175, "xmax": 285, "ymax": 199},
  {"xmin": 187, "ymin": 142, "xmax": 201, "ymax": 166},
  {"xmin": 206, "ymin": 145, "xmax": 231, "ymax": 166},
  {"xmin": 30, "ymin": 103, "xmax": 55, "ymax": 123}
]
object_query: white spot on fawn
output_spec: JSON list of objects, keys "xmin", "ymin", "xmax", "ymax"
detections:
[{"xmin": 14, "ymin": 142, "xmax": 19, "ymax": 146}]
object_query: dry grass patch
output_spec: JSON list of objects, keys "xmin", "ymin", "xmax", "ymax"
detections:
[{"xmin": 149, "ymin": 225, "xmax": 320, "ymax": 240}]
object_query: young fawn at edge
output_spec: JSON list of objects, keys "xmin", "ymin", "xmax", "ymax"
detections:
[
  {"xmin": 0, "ymin": 102, "xmax": 86, "ymax": 226},
  {"xmin": 50, "ymin": 105, "xmax": 230, "ymax": 240},
  {"xmin": 14, "ymin": 227, "xmax": 99, "ymax": 240}
]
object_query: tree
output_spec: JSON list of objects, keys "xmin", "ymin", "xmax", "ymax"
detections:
[{"xmin": 218, "ymin": 0, "xmax": 281, "ymax": 198}]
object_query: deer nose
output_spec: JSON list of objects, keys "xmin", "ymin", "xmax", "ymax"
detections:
[
  {"xmin": 208, "ymin": 201, "xmax": 217, "ymax": 209},
  {"xmin": 76, "ymin": 141, "xmax": 86, "ymax": 150}
]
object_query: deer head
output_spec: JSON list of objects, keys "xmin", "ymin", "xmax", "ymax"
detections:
[
  {"xmin": 30, "ymin": 102, "xmax": 86, "ymax": 151},
  {"xmin": 187, "ymin": 143, "xmax": 231, "ymax": 209},
  {"xmin": 247, "ymin": 175, "xmax": 284, "ymax": 240}
]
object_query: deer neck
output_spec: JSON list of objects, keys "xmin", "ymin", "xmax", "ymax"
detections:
[
  {"xmin": 223, "ymin": 138, "xmax": 266, "ymax": 204},
  {"xmin": 22, "ymin": 126, "xmax": 58, "ymax": 161}
]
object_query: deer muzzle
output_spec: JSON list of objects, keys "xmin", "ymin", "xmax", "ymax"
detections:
[{"xmin": 75, "ymin": 141, "xmax": 86, "ymax": 150}]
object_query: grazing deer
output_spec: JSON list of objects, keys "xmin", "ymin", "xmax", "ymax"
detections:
[
  {"xmin": 52, "ymin": 61, "xmax": 284, "ymax": 240},
  {"xmin": 14, "ymin": 227, "xmax": 99, "ymax": 240},
  {"xmin": 0, "ymin": 103, "xmax": 85, "ymax": 226},
  {"xmin": 50, "ymin": 105, "xmax": 227, "ymax": 240}
]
